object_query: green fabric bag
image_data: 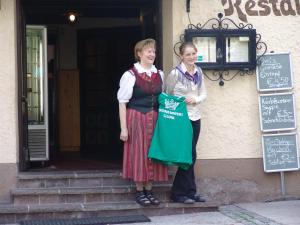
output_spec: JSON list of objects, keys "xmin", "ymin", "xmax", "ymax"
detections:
[{"xmin": 148, "ymin": 93, "xmax": 193, "ymax": 170}]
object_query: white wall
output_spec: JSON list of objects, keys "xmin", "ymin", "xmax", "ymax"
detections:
[
  {"xmin": 0, "ymin": 0, "xmax": 18, "ymax": 163},
  {"xmin": 170, "ymin": 0, "xmax": 300, "ymax": 160}
]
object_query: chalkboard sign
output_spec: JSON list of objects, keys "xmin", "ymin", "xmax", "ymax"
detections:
[
  {"xmin": 256, "ymin": 53, "xmax": 293, "ymax": 92},
  {"xmin": 262, "ymin": 133, "xmax": 299, "ymax": 172},
  {"xmin": 259, "ymin": 93, "xmax": 296, "ymax": 132}
]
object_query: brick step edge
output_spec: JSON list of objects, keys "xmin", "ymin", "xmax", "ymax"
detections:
[
  {"xmin": 0, "ymin": 202, "xmax": 218, "ymax": 224},
  {"xmin": 12, "ymin": 184, "xmax": 172, "ymax": 195},
  {"xmin": 17, "ymin": 171, "xmax": 123, "ymax": 180},
  {"xmin": 0, "ymin": 201, "xmax": 218, "ymax": 214},
  {"xmin": 17, "ymin": 170, "xmax": 175, "ymax": 180}
]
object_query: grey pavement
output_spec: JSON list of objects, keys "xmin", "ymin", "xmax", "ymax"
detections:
[
  {"xmin": 3, "ymin": 200, "xmax": 300, "ymax": 225},
  {"xmin": 117, "ymin": 200, "xmax": 300, "ymax": 225}
]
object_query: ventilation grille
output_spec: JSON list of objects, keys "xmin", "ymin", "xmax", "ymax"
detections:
[{"xmin": 28, "ymin": 129, "xmax": 48, "ymax": 161}]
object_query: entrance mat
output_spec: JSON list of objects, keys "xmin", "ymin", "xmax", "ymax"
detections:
[{"xmin": 20, "ymin": 215, "xmax": 151, "ymax": 225}]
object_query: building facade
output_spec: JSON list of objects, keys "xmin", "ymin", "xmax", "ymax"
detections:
[{"xmin": 0, "ymin": 0, "xmax": 300, "ymax": 204}]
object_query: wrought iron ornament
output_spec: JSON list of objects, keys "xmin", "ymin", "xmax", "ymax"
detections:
[
  {"xmin": 187, "ymin": 12, "xmax": 254, "ymax": 30},
  {"xmin": 174, "ymin": 13, "xmax": 267, "ymax": 86}
]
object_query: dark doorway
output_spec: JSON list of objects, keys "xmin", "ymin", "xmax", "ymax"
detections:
[
  {"xmin": 20, "ymin": 0, "xmax": 161, "ymax": 171},
  {"xmin": 78, "ymin": 27, "xmax": 141, "ymax": 162}
]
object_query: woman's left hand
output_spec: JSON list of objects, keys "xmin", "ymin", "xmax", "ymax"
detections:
[{"xmin": 185, "ymin": 97, "xmax": 196, "ymax": 105}]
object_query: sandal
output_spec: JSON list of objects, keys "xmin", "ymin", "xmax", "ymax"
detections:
[
  {"xmin": 144, "ymin": 190, "xmax": 160, "ymax": 205},
  {"xmin": 136, "ymin": 191, "xmax": 151, "ymax": 206}
]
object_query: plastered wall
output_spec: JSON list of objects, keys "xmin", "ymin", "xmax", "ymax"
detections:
[
  {"xmin": 164, "ymin": 0, "xmax": 300, "ymax": 160},
  {"xmin": 0, "ymin": 0, "xmax": 18, "ymax": 164}
]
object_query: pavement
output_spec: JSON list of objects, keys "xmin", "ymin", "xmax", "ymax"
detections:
[
  {"xmin": 3, "ymin": 200, "xmax": 300, "ymax": 225},
  {"xmin": 117, "ymin": 200, "xmax": 300, "ymax": 225}
]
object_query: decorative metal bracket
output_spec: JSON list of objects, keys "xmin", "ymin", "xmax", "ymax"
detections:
[
  {"xmin": 174, "ymin": 13, "xmax": 267, "ymax": 86},
  {"xmin": 202, "ymin": 69, "xmax": 255, "ymax": 86}
]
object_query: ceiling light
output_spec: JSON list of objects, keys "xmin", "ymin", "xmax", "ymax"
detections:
[
  {"xmin": 69, "ymin": 13, "xmax": 76, "ymax": 22},
  {"xmin": 65, "ymin": 11, "xmax": 79, "ymax": 24}
]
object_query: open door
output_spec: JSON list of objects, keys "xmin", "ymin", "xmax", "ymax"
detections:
[
  {"xmin": 78, "ymin": 27, "xmax": 141, "ymax": 162},
  {"xmin": 26, "ymin": 26, "xmax": 49, "ymax": 161}
]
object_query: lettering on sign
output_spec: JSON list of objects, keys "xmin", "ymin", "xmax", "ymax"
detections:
[
  {"xmin": 259, "ymin": 93, "xmax": 296, "ymax": 131},
  {"xmin": 159, "ymin": 108, "xmax": 183, "ymax": 120},
  {"xmin": 262, "ymin": 133, "xmax": 299, "ymax": 172},
  {"xmin": 256, "ymin": 53, "xmax": 293, "ymax": 92},
  {"xmin": 221, "ymin": 0, "xmax": 300, "ymax": 22}
]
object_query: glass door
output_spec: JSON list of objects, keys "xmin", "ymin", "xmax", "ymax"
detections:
[{"xmin": 26, "ymin": 25, "xmax": 49, "ymax": 161}]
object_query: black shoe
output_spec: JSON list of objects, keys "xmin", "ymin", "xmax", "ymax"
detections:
[
  {"xmin": 136, "ymin": 191, "xmax": 151, "ymax": 206},
  {"xmin": 171, "ymin": 195, "xmax": 195, "ymax": 204},
  {"xmin": 191, "ymin": 194, "xmax": 206, "ymax": 202},
  {"xmin": 144, "ymin": 190, "xmax": 160, "ymax": 206}
]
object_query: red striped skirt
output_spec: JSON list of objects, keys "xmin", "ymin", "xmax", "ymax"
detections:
[{"xmin": 122, "ymin": 109, "xmax": 168, "ymax": 182}]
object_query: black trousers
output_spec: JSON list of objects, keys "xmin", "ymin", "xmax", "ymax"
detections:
[{"xmin": 171, "ymin": 119, "xmax": 201, "ymax": 198}]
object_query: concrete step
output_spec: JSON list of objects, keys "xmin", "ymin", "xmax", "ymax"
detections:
[
  {"xmin": 11, "ymin": 184, "xmax": 172, "ymax": 205},
  {"xmin": 17, "ymin": 170, "xmax": 173, "ymax": 188},
  {"xmin": 0, "ymin": 201, "xmax": 218, "ymax": 224}
]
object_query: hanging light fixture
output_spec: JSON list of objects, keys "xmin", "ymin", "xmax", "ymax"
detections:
[
  {"xmin": 68, "ymin": 13, "xmax": 76, "ymax": 22},
  {"xmin": 66, "ymin": 11, "xmax": 80, "ymax": 24}
]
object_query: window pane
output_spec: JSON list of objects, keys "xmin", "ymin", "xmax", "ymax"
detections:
[
  {"xmin": 226, "ymin": 36, "xmax": 249, "ymax": 63},
  {"xmin": 26, "ymin": 28, "xmax": 45, "ymax": 125},
  {"xmin": 193, "ymin": 37, "xmax": 217, "ymax": 63}
]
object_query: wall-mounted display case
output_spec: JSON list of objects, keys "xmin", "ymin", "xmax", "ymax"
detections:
[{"xmin": 185, "ymin": 29, "xmax": 257, "ymax": 70}]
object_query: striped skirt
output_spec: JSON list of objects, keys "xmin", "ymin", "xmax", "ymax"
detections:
[{"xmin": 122, "ymin": 109, "xmax": 168, "ymax": 182}]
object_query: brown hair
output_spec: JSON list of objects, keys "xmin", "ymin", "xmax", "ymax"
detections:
[
  {"xmin": 134, "ymin": 38, "xmax": 156, "ymax": 61},
  {"xmin": 179, "ymin": 42, "xmax": 197, "ymax": 55}
]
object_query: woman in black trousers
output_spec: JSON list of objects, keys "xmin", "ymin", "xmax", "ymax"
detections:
[{"xmin": 165, "ymin": 42, "xmax": 207, "ymax": 204}]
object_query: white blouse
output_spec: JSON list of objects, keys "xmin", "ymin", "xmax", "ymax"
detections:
[
  {"xmin": 117, "ymin": 62, "xmax": 164, "ymax": 103},
  {"xmin": 166, "ymin": 63, "xmax": 207, "ymax": 121}
]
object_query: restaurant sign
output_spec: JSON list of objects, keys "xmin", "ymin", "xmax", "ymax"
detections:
[{"xmin": 221, "ymin": 0, "xmax": 300, "ymax": 22}]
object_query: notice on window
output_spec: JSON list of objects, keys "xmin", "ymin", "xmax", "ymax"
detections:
[
  {"xmin": 193, "ymin": 37, "xmax": 216, "ymax": 63},
  {"xmin": 226, "ymin": 37, "xmax": 249, "ymax": 63}
]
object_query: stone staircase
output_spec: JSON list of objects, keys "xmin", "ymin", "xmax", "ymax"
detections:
[{"xmin": 0, "ymin": 170, "xmax": 218, "ymax": 224}]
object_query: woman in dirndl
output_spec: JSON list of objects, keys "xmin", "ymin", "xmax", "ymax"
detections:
[{"xmin": 117, "ymin": 38, "xmax": 168, "ymax": 206}]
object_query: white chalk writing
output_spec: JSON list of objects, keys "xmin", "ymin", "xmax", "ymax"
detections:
[
  {"xmin": 265, "ymin": 137, "xmax": 297, "ymax": 167},
  {"xmin": 260, "ymin": 95, "xmax": 295, "ymax": 129}
]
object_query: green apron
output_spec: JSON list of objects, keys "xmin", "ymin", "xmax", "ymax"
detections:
[{"xmin": 148, "ymin": 93, "xmax": 193, "ymax": 170}]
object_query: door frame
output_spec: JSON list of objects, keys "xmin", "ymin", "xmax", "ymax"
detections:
[{"xmin": 17, "ymin": 0, "xmax": 30, "ymax": 171}]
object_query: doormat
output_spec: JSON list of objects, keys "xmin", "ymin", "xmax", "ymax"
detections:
[{"xmin": 20, "ymin": 215, "xmax": 151, "ymax": 225}]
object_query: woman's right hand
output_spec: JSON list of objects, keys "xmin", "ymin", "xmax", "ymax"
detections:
[
  {"xmin": 120, "ymin": 128, "xmax": 128, "ymax": 142},
  {"xmin": 185, "ymin": 97, "xmax": 196, "ymax": 105}
]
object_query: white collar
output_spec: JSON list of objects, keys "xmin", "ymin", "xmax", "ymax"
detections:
[
  {"xmin": 180, "ymin": 62, "xmax": 197, "ymax": 75},
  {"xmin": 134, "ymin": 62, "xmax": 157, "ymax": 74}
]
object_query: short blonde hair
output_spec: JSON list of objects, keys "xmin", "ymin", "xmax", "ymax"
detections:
[{"xmin": 134, "ymin": 38, "xmax": 156, "ymax": 61}]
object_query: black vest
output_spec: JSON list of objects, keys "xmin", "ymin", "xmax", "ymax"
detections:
[{"xmin": 127, "ymin": 66, "xmax": 162, "ymax": 114}]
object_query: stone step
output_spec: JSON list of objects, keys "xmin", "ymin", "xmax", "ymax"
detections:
[
  {"xmin": 17, "ymin": 170, "xmax": 130, "ymax": 188},
  {"xmin": 0, "ymin": 201, "xmax": 219, "ymax": 224},
  {"xmin": 17, "ymin": 170, "xmax": 173, "ymax": 188},
  {"xmin": 12, "ymin": 185, "xmax": 172, "ymax": 205}
]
